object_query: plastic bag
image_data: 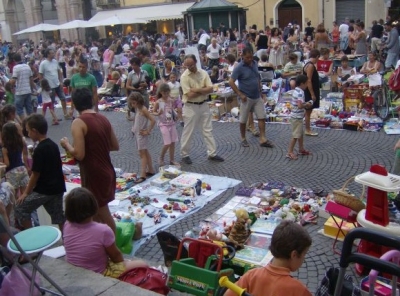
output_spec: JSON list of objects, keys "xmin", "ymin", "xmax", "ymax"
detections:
[{"xmin": 0, "ymin": 265, "xmax": 41, "ymax": 296}]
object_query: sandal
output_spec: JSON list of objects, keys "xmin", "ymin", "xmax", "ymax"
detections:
[
  {"xmin": 170, "ymin": 161, "xmax": 181, "ymax": 166},
  {"xmin": 134, "ymin": 177, "xmax": 146, "ymax": 184},
  {"xmin": 249, "ymin": 128, "xmax": 260, "ymax": 137},
  {"xmin": 305, "ymin": 131, "xmax": 318, "ymax": 136},
  {"xmin": 146, "ymin": 172, "xmax": 155, "ymax": 177},
  {"xmin": 286, "ymin": 153, "xmax": 298, "ymax": 160},
  {"xmin": 241, "ymin": 139, "xmax": 249, "ymax": 147},
  {"xmin": 299, "ymin": 149, "xmax": 312, "ymax": 155},
  {"xmin": 52, "ymin": 121, "xmax": 59, "ymax": 125},
  {"xmin": 260, "ymin": 140, "xmax": 274, "ymax": 148}
]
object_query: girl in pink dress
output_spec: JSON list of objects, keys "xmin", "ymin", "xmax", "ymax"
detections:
[
  {"xmin": 128, "ymin": 92, "xmax": 156, "ymax": 184},
  {"xmin": 153, "ymin": 83, "xmax": 179, "ymax": 166}
]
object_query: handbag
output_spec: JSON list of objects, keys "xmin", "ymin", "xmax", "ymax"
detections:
[
  {"xmin": 118, "ymin": 266, "xmax": 170, "ymax": 295},
  {"xmin": 333, "ymin": 177, "xmax": 365, "ymax": 213},
  {"xmin": 315, "ymin": 267, "xmax": 360, "ymax": 296}
]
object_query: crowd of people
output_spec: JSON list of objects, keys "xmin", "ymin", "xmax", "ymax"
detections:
[{"xmin": 0, "ymin": 14, "xmax": 399, "ymax": 295}]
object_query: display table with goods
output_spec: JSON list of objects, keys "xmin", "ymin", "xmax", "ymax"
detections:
[
  {"xmin": 59, "ymin": 160, "xmax": 241, "ymax": 256},
  {"xmin": 180, "ymin": 181, "xmax": 326, "ymax": 272}
]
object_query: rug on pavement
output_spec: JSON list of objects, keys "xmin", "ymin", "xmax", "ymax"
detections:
[
  {"xmin": 183, "ymin": 182, "xmax": 325, "ymax": 268},
  {"xmin": 384, "ymin": 120, "xmax": 400, "ymax": 135}
]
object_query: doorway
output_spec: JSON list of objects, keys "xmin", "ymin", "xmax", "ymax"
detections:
[{"xmin": 277, "ymin": 0, "xmax": 302, "ymax": 30}]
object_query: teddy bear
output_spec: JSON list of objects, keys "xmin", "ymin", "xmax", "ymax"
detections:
[{"xmin": 228, "ymin": 208, "xmax": 251, "ymax": 247}]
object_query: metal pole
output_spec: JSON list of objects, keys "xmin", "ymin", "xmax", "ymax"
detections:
[{"xmin": 263, "ymin": 0, "xmax": 266, "ymax": 29}]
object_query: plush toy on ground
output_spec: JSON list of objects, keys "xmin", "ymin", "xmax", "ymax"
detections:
[{"xmin": 228, "ymin": 208, "xmax": 251, "ymax": 247}]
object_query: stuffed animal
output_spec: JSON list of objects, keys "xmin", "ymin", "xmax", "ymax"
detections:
[
  {"xmin": 206, "ymin": 229, "xmax": 228, "ymax": 242},
  {"xmin": 228, "ymin": 208, "xmax": 251, "ymax": 246}
]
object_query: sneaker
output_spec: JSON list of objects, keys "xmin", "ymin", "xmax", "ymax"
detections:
[
  {"xmin": 181, "ymin": 156, "xmax": 192, "ymax": 164},
  {"xmin": 208, "ymin": 155, "xmax": 224, "ymax": 162}
]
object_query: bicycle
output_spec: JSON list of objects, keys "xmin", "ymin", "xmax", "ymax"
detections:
[{"xmin": 371, "ymin": 69, "xmax": 398, "ymax": 121}]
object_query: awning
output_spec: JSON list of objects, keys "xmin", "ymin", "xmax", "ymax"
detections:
[{"xmin": 89, "ymin": 2, "xmax": 194, "ymax": 23}]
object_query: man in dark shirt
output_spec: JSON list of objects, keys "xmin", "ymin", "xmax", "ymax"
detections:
[{"xmin": 370, "ymin": 20, "xmax": 384, "ymax": 52}]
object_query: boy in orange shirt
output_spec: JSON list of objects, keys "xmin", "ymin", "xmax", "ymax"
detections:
[{"xmin": 224, "ymin": 220, "xmax": 312, "ymax": 296}]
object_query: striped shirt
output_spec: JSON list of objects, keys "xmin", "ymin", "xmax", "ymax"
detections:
[
  {"xmin": 12, "ymin": 63, "xmax": 32, "ymax": 95},
  {"xmin": 291, "ymin": 87, "xmax": 305, "ymax": 119}
]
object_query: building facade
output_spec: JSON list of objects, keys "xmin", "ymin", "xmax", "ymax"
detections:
[
  {"xmin": 0, "ymin": 0, "xmax": 394, "ymax": 45},
  {"xmin": 1, "ymin": 0, "xmax": 96, "ymax": 44}
]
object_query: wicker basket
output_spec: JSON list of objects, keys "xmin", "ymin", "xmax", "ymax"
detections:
[{"xmin": 333, "ymin": 177, "xmax": 366, "ymax": 213}]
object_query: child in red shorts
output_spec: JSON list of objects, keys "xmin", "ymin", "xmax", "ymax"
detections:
[{"xmin": 37, "ymin": 79, "xmax": 59, "ymax": 125}]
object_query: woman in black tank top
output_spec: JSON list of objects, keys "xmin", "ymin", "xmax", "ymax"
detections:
[
  {"xmin": 303, "ymin": 49, "xmax": 320, "ymax": 136},
  {"xmin": 256, "ymin": 32, "xmax": 268, "ymax": 50}
]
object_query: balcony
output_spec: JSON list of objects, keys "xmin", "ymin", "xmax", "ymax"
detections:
[{"xmin": 96, "ymin": 0, "xmax": 121, "ymax": 9}]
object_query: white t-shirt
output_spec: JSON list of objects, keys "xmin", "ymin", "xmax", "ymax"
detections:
[
  {"xmin": 175, "ymin": 31, "xmax": 185, "ymax": 43},
  {"xmin": 339, "ymin": 23, "xmax": 349, "ymax": 39},
  {"xmin": 168, "ymin": 81, "xmax": 180, "ymax": 99},
  {"xmin": 37, "ymin": 87, "xmax": 52, "ymax": 104},
  {"xmin": 207, "ymin": 44, "xmax": 221, "ymax": 59},
  {"xmin": 90, "ymin": 46, "xmax": 99, "ymax": 60},
  {"xmin": 199, "ymin": 33, "xmax": 210, "ymax": 46},
  {"xmin": 122, "ymin": 44, "xmax": 130, "ymax": 52},
  {"xmin": 39, "ymin": 59, "xmax": 61, "ymax": 88}
]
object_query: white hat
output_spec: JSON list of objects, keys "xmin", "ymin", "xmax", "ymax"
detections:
[{"xmin": 288, "ymin": 23, "xmax": 292, "ymax": 26}]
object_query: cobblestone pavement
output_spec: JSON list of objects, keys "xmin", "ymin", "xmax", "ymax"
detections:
[{"xmin": 47, "ymin": 110, "xmax": 398, "ymax": 294}]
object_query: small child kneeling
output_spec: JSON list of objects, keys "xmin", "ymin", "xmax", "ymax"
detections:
[
  {"xmin": 63, "ymin": 187, "xmax": 147, "ymax": 278},
  {"xmin": 224, "ymin": 220, "xmax": 312, "ymax": 296}
]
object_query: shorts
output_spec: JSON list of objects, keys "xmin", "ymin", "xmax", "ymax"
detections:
[
  {"xmin": 14, "ymin": 191, "xmax": 65, "ymax": 224},
  {"xmin": 0, "ymin": 185, "xmax": 12, "ymax": 207},
  {"xmin": 5, "ymin": 166, "xmax": 29, "ymax": 189},
  {"xmin": 160, "ymin": 124, "xmax": 179, "ymax": 145},
  {"xmin": 103, "ymin": 260, "xmax": 125, "ymax": 278},
  {"xmin": 290, "ymin": 118, "xmax": 304, "ymax": 139},
  {"xmin": 31, "ymin": 96, "xmax": 38, "ymax": 108},
  {"xmin": 50, "ymin": 85, "xmax": 66, "ymax": 103},
  {"xmin": 42, "ymin": 102, "xmax": 55, "ymax": 113},
  {"xmin": 239, "ymin": 97, "xmax": 266, "ymax": 124}
]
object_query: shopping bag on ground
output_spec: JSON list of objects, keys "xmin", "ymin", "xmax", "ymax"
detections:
[
  {"xmin": 0, "ymin": 265, "xmax": 41, "ymax": 296},
  {"xmin": 118, "ymin": 266, "xmax": 169, "ymax": 295}
]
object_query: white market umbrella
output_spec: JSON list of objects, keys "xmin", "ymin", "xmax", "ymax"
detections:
[
  {"xmin": 13, "ymin": 23, "xmax": 59, "ymax": 35},
  {"xmin": 85, "ymin": 15, "xmax": 147, "ymax": 28},
  {"xmin": 58, "ymin": 20, "xmax": 88, "ymax": 30}
]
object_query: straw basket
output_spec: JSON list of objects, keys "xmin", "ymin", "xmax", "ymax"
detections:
[{"xmin": 333, "ymin": 177, "xmax": 366, "ymax": 213}]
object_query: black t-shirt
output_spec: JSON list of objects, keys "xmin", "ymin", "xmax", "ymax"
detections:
[
  {"xmin": 257, "ymin": 35, "xmax": 268, "ymax": 49},
  {"xmin": 32, "ymin": 138, "xmax": 66, "ymax": 195},
  {"xmin": 371, "ymin": 24, "xmax": 384, "ymax": 39},
  {"xmin": 305, "ymin": 26, "xmax": 314, "ymax": 37}
]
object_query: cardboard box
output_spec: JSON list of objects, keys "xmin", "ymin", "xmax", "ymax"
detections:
[
  {"xmin": 323, "ymin": 216, "xmax": 356, "ymax": 240},
  {"xmin": 343, "ymin": 86, "xmax": 367, "ymax": 112}
]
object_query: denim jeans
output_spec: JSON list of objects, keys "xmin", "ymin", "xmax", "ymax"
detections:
[
  {"xmin": 385, "ymin": 52, "xmax": 398, "ymax": 69},
  {"xmin": 14, "ymin": 93, "xmax": 33, "ymax": 116}
]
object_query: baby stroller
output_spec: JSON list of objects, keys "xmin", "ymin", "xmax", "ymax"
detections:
[{"xmin": 316, "ymin": 228, "xmax": 400, "ymax": 296}]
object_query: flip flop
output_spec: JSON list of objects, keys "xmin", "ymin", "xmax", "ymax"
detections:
[
  {"xmin": 305, "ymin": 131, "xmax": 318, "ymax": 136},
  {"xmin": 260, "ymin": 140, "xmax": 274, "ymax": 148},
  {"xmin": 134, "ymin": 177, "xmax": 146, "ymax": 184},
  {"xmin": 146, "ymin": 172, "xmax": 155, "ymax": 177},
  {"xmin": 286, "ymin": 153, "xmax": 298, "ymax": 160},
  {"xmin": 299, "ymin": 150, "xmax": 312, "ymax": 155}
]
